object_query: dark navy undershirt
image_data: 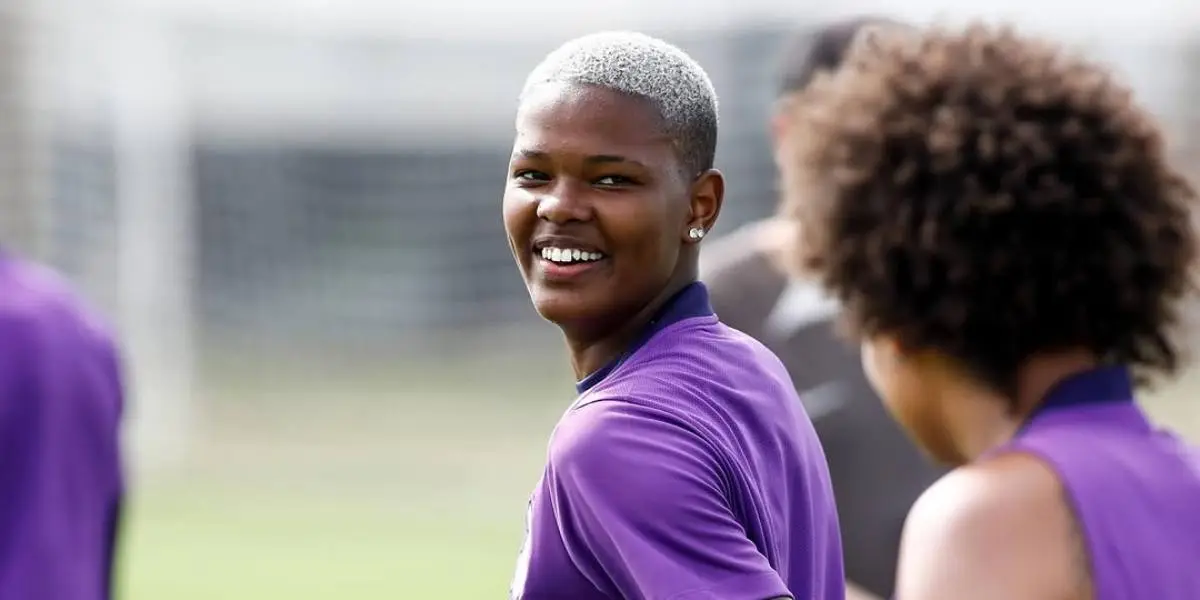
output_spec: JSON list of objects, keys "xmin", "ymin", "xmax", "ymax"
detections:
[
  {"xmin": 576, "ymin": 281, "xmax": 714, "ymax": 395},
  {"xmin": 1020, "ymin": 365, "xmax": 1135, "ymax": 432}
]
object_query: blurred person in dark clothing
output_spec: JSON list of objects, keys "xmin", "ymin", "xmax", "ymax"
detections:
[{"xmin": 701, "ymin": 17, "xmax": 944, "ymax": 599}]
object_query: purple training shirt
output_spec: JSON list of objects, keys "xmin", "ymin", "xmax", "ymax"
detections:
[
  {"xmin": 994, "ymin": 366, "xmax": 1200, "ymax": 599},
  {"xmin": 0, "ymin": 255, "xmax": 124, "ymax": 599},
  {"xmin": 511, "ymin": 282, "xmax": 844, "ymax": 600}
]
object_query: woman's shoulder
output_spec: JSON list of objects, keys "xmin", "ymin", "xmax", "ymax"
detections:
[
  {"xmin": 897, "ymin": 455, "xmax": 1083, "ymax": 599},
  {"xmin": 576, "ymin": 338, "xmax": 797, "ymax": 437},
  {"xmin": 570, "ymin": 367, "xmax": 731, "ymax": 445},
  {"xmin": 552, "ymin": 398, "xmax": 718, "ymax": 470},
  {"xmin": 630, "ymin": 318, "xmax": 793, "ymax": 389}
]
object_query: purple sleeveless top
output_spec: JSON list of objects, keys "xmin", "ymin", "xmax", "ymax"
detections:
[{"xmin": 996, "ymin": 367, "xmax": 1200, "ymax": 600}]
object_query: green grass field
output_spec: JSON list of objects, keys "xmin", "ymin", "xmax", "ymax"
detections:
[
  {"xmin": 117, "ymin": 352, "xmax": 573, "ymax": 599},
  {"xmin": 122, "ymin": 481, "xmax": 522, "ymax": 598},
  {"xmin": 115, "ymin": 351, "xmax": 1200, "ymax": 600}
]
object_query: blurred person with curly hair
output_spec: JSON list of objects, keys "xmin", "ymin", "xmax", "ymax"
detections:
[
  {"xmin": 702, "ymin": 17, "xmax": 943, "ymax": 600},
  {"xmin": 778, "ymin": 23, "xmax": 1200, "ymax": 600}
]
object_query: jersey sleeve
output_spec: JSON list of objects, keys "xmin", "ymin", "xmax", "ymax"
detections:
[{"xmin": 546, "ymin": 400, "xmax": 791, "ymax": 600}]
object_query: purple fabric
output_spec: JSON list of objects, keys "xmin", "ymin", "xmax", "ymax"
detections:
[
  {"xmin": 511, "ymin": 283, "xmax": 844, "ymax": 600},
  {"xmin": 994, "ymin": 367, "xmax": 1200, "ymax": 600},
  {"xmin": 0, "ymin": 256, "xmax": 124, "ymax": 599}
]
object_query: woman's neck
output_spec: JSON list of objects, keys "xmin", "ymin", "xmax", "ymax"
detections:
[
  {"xmin": 566, "ymin": 278, "xmax": 693, "ymax": 381},
  {"xmin": 945, "ymin": 392, "xmax": 1022, "ymax": 464},
  {"xmin": 949, "ymin": 350, "xmax": 1100, "ymax": 463}
]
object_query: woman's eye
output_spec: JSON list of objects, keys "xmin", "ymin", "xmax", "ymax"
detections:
[
  {"xmin": 595, "ymin": 175, "xmax": 633, "ymax": 186},
  {"xmin": 514, "ymin": 170, "xmax": 549, "ymax": 182}
]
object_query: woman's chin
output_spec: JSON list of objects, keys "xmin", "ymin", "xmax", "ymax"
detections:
[
  {"xmin": 530, "ymin": 288, "xmax": 607, "ymax": 329},
  {"xmin": 534, "ymin": 296, "xmax": 590, "ymax": 327}
]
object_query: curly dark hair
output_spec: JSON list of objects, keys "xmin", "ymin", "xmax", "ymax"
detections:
[{"xmin": 780, "ymin": 23, "xmax": 1198, "ymax": 395}]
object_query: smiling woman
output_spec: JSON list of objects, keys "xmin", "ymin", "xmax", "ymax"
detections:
[
  {"xmin": 504, "ymin": 80, "xmax": 710, "ymax": 355},
  {"xmin": 500, "ymin": 31, "xmax": 845, "ymax": 600}
]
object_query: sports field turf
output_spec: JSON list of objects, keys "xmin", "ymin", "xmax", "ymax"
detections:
[
  {"xmin": 122, "ymin": 481, "xmax": 521, "ymax": 598},
  {"xmin": 116, "ymin": 351, "xmax": 1200, "ymax": 600},
  {"xmin": 118, "ymin": 352, "xmax": 571, "ymax": 600}
]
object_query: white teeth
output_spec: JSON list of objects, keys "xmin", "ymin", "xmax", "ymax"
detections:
[{"xmin": 539, "ymin": 246, "xmax": 604, "ymax": 264}]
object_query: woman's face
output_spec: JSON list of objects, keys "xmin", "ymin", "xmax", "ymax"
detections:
[{"xmin": 503, "ymin": 82, "xmax": 714, "ymax": 337}]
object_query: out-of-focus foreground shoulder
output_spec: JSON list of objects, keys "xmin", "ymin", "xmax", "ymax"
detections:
[{"xmin": 897, "ymin": 453, "xmax": 1081, "ymax": 600}]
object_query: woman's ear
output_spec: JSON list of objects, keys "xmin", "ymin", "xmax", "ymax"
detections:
[{"xmin": 684, "ymin": 168, "xmax": 724, "ymax": 243}]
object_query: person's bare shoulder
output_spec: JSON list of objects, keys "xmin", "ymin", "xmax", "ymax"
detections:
[{"xmin": 896, "ymin": 453, "xmax": 1091, "ymax": 600}]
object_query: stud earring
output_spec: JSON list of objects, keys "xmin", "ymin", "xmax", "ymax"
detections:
[{"xmin": 688, "ymin": 227, "xmax": 705, "ymax": 241}]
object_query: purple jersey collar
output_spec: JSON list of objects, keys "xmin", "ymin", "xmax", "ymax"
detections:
[
  {"xmin": 1025, "ymin": 365, "xmax": 1134, "ymax": 425},
  {"xmin": 576, "ymin": 281, "xmax": 714, "ymax": 394}
]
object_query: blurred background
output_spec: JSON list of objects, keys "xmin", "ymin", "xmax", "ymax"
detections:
[{"xmin": 3, "ymin": 0, "xmax": 1200, "ymax": 598}]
